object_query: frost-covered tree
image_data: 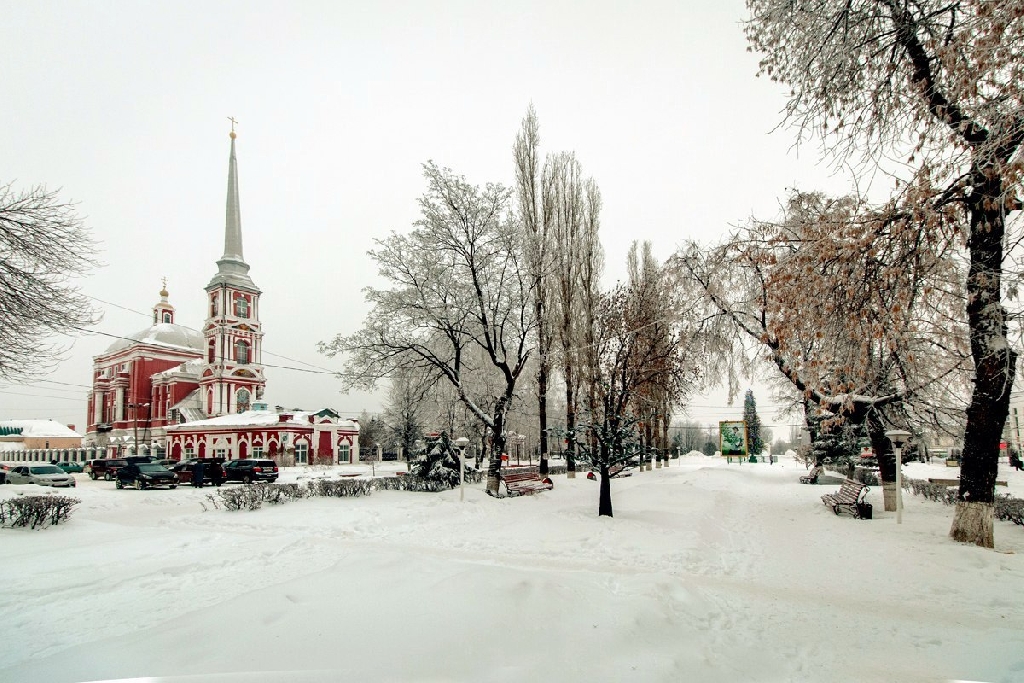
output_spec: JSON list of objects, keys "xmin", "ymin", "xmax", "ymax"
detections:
[
  {"xmin": 673, "ymin": 190, "xmax": 969, "ymax": 511},
  {"xmin": 743, "ymin": 390, "xmax": 764, "ymax": 457},
  {"xmin": 321, "ymin": 162, "xmax": 534, "ymax": 496},
  {"xmin": 745, "ymin": 0, "xmax": 1024, "ymax": 546},
  {"xmin": 0, "ymin": 182, "xmax": 100, "ymax": 381}
]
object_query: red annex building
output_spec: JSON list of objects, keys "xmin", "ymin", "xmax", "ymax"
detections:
[{"xmin": 84, "ymin": 131, "xmax": 359, "ymax": 464}]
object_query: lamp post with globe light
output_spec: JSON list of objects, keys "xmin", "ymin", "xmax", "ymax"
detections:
[
  {"xmin": 454, "ymin": 436, "xmax": 470, "ymax": 501},
  {"xmin": 885, "ymin": 429, "xmax": 912, "ymax": 525}
]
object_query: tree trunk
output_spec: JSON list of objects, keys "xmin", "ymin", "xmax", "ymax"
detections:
[
  {"xmin": 565, "ymin": 364, "xmax": 577, "ymax": 479},
  {"xmin": 537, "ymin": 312, "xmax": 550, "ymax": 476},
  {"xmin": 598, "ymin": 465, "xmax": 613, "ymax": 517},
  {"xmin": 486, "ymin": 412, "xmax": 507, "ymax": 496},
  {"xmin": 867, "ymin": 411, "xmax": 897, "ymax": 512},
  {"xmin": 952, "ymin": 175, "xmax": 1016, "ymax": 547}
]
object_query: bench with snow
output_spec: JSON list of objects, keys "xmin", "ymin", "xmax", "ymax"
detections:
[
  {"xmin": 821, "ymin": 479, "xmax": 870, "ymax": 519},
  {"xmin": 799, "ymin": 465, "xmax": 823, "ymax": 484},
  {"xmin": 500, "ymin": 471, "xmax": 553, "ymax": 497}
]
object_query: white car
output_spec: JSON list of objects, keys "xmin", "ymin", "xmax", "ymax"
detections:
[{"xmin": 6, "ymin": 464, "xmax": 77, "ymax": 487}]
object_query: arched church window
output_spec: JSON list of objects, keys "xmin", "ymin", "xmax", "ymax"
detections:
[
  {"xmin": 163, "ymin": 312, "xmax": 171, "ymax": 323},
  {"xmin": 236, "ymin": 388, "xmax": 251, "ymax": 413},
  {"xmin": 208, "ymin": 340, "xmax": 216, "ymax": 364},
  {"xmin": 234, "ymin": 295, "xmax": 249, "ymax": 318},
  {"xmin": 210, "ymin": 296, "xmax": 219, "ymax": 317},
  {"xmin": 236, "ymin": 339, "xmax": 250, "ymax": 365}
]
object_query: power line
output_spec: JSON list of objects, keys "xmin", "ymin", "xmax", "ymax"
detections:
[{"xmin": 79, "ymin": 295, "xmax": 345, "ymax": 376}]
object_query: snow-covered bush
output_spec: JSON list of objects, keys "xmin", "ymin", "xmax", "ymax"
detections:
[
  {"xmin": 902, "ymin": 477, "xmax": 1024, "ymax": 528},
  {"xmin": 207, "ymin": 483, "xmax": 304, "ymax": 511},
  {"xmin": 0, "ymin": 494, "xmax": 80, "ymax": 529},
  {"xmin": 306, "ymin": 478, "xmax": 373, "ymax": 497}
]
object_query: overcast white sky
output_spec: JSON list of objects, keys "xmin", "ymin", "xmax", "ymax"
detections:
[{"xmin": 1, "ymin": 0, "xmax": 853, "ymax": 435}]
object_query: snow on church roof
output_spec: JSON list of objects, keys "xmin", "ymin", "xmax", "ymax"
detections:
[
  {"xmin": 103, "ymin": 322, "xmax": 204, "ymax": 355},
  {"xmin": 167, "ymin": 410, "xmax": 359, "ymax": 431}
]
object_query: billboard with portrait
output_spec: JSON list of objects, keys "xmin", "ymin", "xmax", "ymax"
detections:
[{"xmin": 719, "ymin": 420, "xmax": 748, "ymax": 456}]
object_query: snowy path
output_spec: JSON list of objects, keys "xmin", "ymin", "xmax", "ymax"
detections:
[{"xmin": 1, "ymin": 456, "xmax": 1022, "ymax": 682}]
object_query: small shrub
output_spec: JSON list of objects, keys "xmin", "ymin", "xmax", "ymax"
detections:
[
  {"xmin": 0, "ymin": 494, "xmax": 80, "ymax": 529},
  {"xmin": 208, "ymin": 483, "xmax": 305, "ymax": 511}
]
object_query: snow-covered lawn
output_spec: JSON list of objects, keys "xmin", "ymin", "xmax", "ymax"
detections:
[{"xmin": 1, "ymin": 455, "xmax": 1022, "ymax": 683}]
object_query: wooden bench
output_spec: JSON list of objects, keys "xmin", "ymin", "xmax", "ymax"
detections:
[
  {"xmin": 821, "ymin": 479, "xmax": 870, "ymax": 518},
  {"xmin": 501, "ymin": 471, "xmax": 553, "ymax": 497},
  {"xmin": 928, "ymin": 477, "xmax": 1007, "ymax": 487},
  {"xmin": 799, "ymin": 465, "xmax": 823, "ymax": 484}
]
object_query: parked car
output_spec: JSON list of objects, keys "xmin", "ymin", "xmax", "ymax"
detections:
[
  {"xmin": 85, "ymin": 458, "xmax": 129, "ymax": 481},
  {"xmin": 170, "ymin": 458, "xmax": 225, "ymax": 486},
  {"xmin": 223, "ymin": 459, "xmax": 279, "ymax": 483},
  {"xmin": 151, "ymin": 459, "xmax": 176, "ymax": 468},
  {"xmin": 55, "ymin": 461, "xmax": 84, "ymax": 473},
  {"xmin": 115, "ymin": 462, "xmax": 179, "ymax": 490},
  {"xmin": 6, "ymin": 464, "xmax": 77, "ymax": 487}
]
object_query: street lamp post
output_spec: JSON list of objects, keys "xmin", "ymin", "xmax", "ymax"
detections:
[
  {"xmin": 885, "ymin": 429, "xmax": 912, "ymax": 525},
  {"xmin": 128, "ymin": 402, "xmax": 150, "ymax": 457},
  {"xmin": 454, "ymin": 436, "xmax": 470, "ymax": 502}
]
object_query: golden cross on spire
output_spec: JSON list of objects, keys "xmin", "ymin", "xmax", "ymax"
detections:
[{"xmin": 228, "ymin": 116, "xmax": 238, "ymax": 139}]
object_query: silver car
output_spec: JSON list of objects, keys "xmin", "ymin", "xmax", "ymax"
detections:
[{"xmin": 6, "ymin": 464, "xmax": 77, "ymax": 487}]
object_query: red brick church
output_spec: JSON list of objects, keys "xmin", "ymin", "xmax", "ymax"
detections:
[{"xmin": 83, "ymin": 130, "xmax": 358, "ymax": 464}]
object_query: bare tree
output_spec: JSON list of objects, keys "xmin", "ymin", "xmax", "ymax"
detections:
[
  {"xmin": 746, "ymin": 0, "xmax": 1024, "ymax": 546},
  {"xmin": 514, "ymin": 105, "xmax": 554, "ymax": 475},
  {"xmin": 382, "ymin": 369, "xmax": 430, "ymax": 461},
  {"xmin": 320, "ymin": 162, "xmax": 534, "ymax": 496},
  {"xmin": 547, "ymin": 152, "xmax": 605, "ymax": 478},
  {"xmin": 575, "ymin": 272, "xmax": 695, "ymax": 517},
  {"xmin": 0, "ymin": 183, "xmax": 101, "ymax": 381}
]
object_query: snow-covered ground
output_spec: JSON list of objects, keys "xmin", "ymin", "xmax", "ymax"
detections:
[{"xmin": 1, "ymin": 454, "xmax": 1023, "ymax": 683}]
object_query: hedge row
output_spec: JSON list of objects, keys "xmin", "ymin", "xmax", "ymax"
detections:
[
  {"xmin": 0, "ymin": 494, "xmax": 80, "ymax": 529},
  {"xmin": 206, "ymin": 473, "xmax": 479, "ymax": 512},
  {"xmin": 902, "ymin": 477, "xmax": 1024, "ymax": 527}
]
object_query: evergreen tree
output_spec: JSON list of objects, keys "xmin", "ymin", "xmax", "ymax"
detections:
[
  {"xmin": 743, "ymin": 390, "xmax": 764, "ymax": 457},
  {"xmin": 409, "ymin": 432, "xmax": 462, "ymax": 488}
]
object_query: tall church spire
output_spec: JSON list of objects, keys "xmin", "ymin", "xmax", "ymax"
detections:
[
  {"xmin": 223, "ymin": 127, "xmax": 244, "ymax": 263},
  {"xmin": 208, "ymin": 124, "xmax": 259, "ymax": 292}
]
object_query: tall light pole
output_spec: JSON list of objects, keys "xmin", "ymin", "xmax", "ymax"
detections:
[
  {"xmin": 128, "ymin": 402, "xmax": 150, "ymax": 456},
  {"xmin": 455, "ymin": 436, "xmax": 470, "ymax": 502},
  {"xmin": 885, "ymin": 429, "xmax": 912, "ymax": 525}
]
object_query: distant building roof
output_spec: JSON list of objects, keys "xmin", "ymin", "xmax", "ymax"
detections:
[{"xmin": 0, "ymin": 419, "xmax": 82, "ymax": 438}]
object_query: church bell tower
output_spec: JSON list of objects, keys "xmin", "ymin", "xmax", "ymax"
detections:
[{"xmin": 198, "ymin": 124, "xmax": 265, "ymax": 416}]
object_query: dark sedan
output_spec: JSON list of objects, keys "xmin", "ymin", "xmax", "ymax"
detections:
[
  {"xmin": 223, "ymin": 459, "xmax": 279, "ymax": 483},
  {"xmin": 116, "ymin": 462, "xmax": 179, "ymax": 490}
]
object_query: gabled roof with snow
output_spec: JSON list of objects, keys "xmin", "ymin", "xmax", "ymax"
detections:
[{"xmin": 0, "ymin": 419, "xmax": 82, "ymax": 438}]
